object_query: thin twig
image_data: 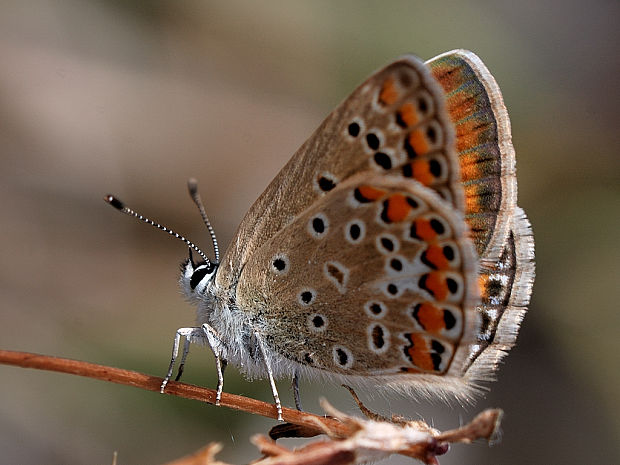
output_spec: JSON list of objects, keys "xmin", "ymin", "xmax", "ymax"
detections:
[
  {"xmin": 0, "ymin": 350, "xmax": 348, "ymax": 436},
  {"xmin": 1, "ymin": 350, "xmax": 503, "ymax": 465},
  {"xmin": 162, "ymin": 401, "xmax": 503, "ymax": 465}
]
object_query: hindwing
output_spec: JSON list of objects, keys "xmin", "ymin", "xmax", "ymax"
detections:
[{"xmin": 235, "ymin": 174, "xmax": 485, "ymax": 397}]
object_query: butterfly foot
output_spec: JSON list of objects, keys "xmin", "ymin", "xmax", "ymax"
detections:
[
  {"xmin": 214, "ymin": 378, "xmax": 223, "ymax": 407},
  {"xmin": 214, "ymin": 358, "xmax": 227, "ymax": 407},
  {"xmin": 160, "ymin": 378, "xmax": 169, "ymax": 394}
]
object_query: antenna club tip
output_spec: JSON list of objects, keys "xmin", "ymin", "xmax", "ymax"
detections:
[
  {"xmin": 104, "ymin": 194, "xmax": 125, "ymax": 210},
  {"xmin": 187, "ymin": 178, "xmax": 199, "ymax": 195}
]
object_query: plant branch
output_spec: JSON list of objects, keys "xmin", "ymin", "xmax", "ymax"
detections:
[
  {"xmin": 1, "ymin": 349, "xmax": 503, "ymax": 464},
  {"xmin": 0, "ymin": 350, "xmax": 345, "ymax": 435}
]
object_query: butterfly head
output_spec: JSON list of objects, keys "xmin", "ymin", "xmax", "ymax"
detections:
[
  {"xmin": 180, "ymin": 249, "xmax": 218, "ymax": 302},
  {"xmin": 104, "ymin": 178, "xmax": 221, "ymax": 305}
]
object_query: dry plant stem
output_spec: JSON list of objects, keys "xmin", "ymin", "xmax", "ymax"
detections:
[
  {"xmin": 0, "ymin": 350, "xmax": 346, "ymax": 436},
  {"xmin": 436, "ymin": 408, "xmax": 503, "ymax": 444},
  {"xmin": 2, "ymin": 350, "xmax": 504, "ymax": 465}
]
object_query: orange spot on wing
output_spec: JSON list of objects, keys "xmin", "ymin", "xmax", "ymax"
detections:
[
  {"xmin": 464, "ymin": 184, "xmax": 481, "ymax": 214},
  {"xmin": 425, "ymin": 271, "xmax": 449, "ymax": 301},
  {"xmin": 386, "ymin": 194, "xmax": 411, "ymax": 222},
  {"xmin": 397, "ymin": 102, "xmax": 418, "ymax": 127},
  {"xmin": 425, "ymin": 245, "xmax": 450, "ymax": 270},
  {"xmin": 478, "ymin": 274, "xmax": 490, "ymax": 298},
  {"xmin": 358, "ymin": 185, "xmax": 385, "ymax": 201},
  {"xmin": 446, "ymin": 93, "xmax": 477, "ymax": 122},
  {"xmin": 406, "ymin": 334, "xmax": 434, "ymax": 371},
  {"xmin": 379, "ymin": 78, "xmax": 399, "ymax": 105},
  {"xmin": 413, "ymin": 218, "xmax": 438, "ymax": 241},
  {"xmin": 459, "ymin": 151, "xmax": 484, "ymax": 181},
  {"xmin": 431, "ymin": 62, "xmax": 466, "ymax": 95},
  {"xmin": 408, "ymin": 129, "xmax": 430, "ymax": 156},
  {"xmin": 410, "ymin": 159, "xmax": 433, "ymax": 186},
  {"xmin": 417, "ymin": 302, "xmax": 446, "ymax": 333},
  {"xmin": 455, "ymin": 118, "xmax": 493, "ymax": 152}
]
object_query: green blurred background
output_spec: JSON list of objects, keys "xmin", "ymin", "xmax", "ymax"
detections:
[{"xmin": 1, "ymin": 1, "xmax": 618, "ymax": 464}]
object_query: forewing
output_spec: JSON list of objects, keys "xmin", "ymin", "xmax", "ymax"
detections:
[
  {"xmin": 216, "ymin": 55, "xmax": 462, "ymax": 293},
  {"xmin": 427, "ymin": 50, "xmax": 517, "ymax": 262},
  {"xmin": 235, "ymin": 174, "xmax": 482, "ymax": 396}
]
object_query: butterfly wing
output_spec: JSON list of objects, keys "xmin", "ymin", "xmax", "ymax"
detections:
[
  {"xmin": 235, "ymin": 173, "xmax": 483, "ymax": 399},
  {"xmin": 427, "ymin": 51, "xmax": 535, "ymax": 381},
  {"xmin": 427, "ymin": 50, "xmax": 517, "ymax": 263},
  {"xmin": 212, "ymin": 51, "xmax": 534, "ymax": 399},
  {"xmin": 465, "ymin": 207, "xmax": 535, "ymax": 381},
  {"xmin": 216, "ymin": 54, "xmax": 463, "ymax": 294}
]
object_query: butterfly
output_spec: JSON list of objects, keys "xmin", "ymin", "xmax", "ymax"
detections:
[{"xmin": 106, "ymin": 49, "xmax": 535, "ymax": 421}]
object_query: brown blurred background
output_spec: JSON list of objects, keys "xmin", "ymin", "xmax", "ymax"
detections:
[{"xmin": 1, "ymin": 1, "xmax": 618, "ymax": 464}]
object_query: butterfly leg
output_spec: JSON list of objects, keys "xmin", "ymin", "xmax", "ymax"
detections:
[
  {"xmin": 174, "ymin": 336, "xmax": 192, "ymax": 381},
  {"xmin": 255, "ymin": 333, "xmax": 283, "ymax": 421},
  {"xmin": 201, "ymin": 323, "xmax": 227, "ymax": 406},
  {"xmin": 219, "ymin": 359, "xmax": 228, "ymax": 403},
  {"xmin": 292, "ymin": 370, "xmax": 303, "ymax": 411},
  {"xmin": 161, "ymin": 327, "xmax": 203, "ymax": 393}
]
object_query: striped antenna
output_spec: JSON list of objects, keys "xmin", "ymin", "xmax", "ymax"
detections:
[
  {"xmin": 104, "ymin": 194, "xmax": 211, "ymax": 267},
  {"xmin": 187, "ymin": 178, "xmax": 220, "ymax": 263}
]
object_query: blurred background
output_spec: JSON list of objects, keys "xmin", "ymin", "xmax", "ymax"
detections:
[{"xmin": 1, "ymin": 1, "xmax": 618, "ymax": 464}]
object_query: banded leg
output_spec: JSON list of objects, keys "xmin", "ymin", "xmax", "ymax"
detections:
[
  {"xmin": 161, "ymin": 327, "xmax": 203, "ymax": 393},
  {"xmin": 255, "ymin": 333, "xmax": 283, "ymax": 421},
  {"xmin": 201, "ymin": 323, "xmax": 227, "ymax": 406}
]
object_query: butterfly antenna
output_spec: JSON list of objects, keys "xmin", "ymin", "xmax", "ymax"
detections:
[
  {"xmin": 104, "ymin": 194, "xmax": 212, "ymax": 267},
  {"xmin": 187, "ymin": 178, "xmax": 220, "ymax": 263}
]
